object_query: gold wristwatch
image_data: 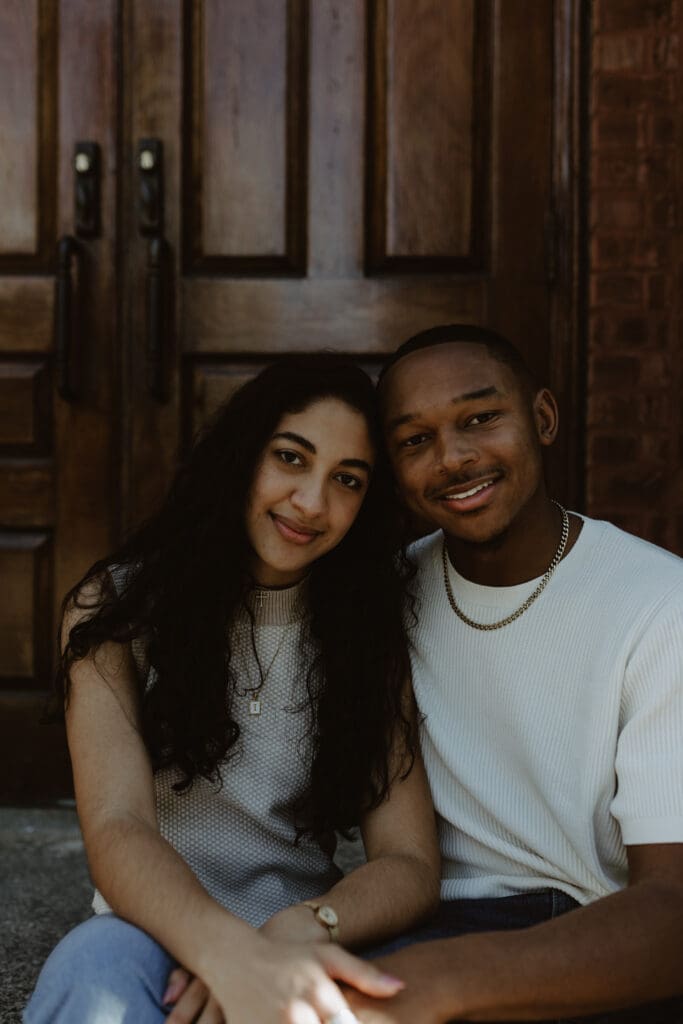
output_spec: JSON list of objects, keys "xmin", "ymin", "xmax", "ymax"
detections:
[{"xmin": 302, "ymin": 901, "xmax": 340, "ymax": 942}]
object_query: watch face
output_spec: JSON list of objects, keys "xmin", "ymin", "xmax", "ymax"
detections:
[{"xmin": 318, "ymin": 905, "xmax": 338, "ymax": 927}]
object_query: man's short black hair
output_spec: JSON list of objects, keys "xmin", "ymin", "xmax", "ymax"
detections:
[{"xmin": 378, "ymin": 323, "xmax": 538, "ymax": 395}]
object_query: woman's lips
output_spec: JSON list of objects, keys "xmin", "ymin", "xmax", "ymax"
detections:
[{"xmin": 270, "ymin": 513, "xmax": 320, "ymax": 545}]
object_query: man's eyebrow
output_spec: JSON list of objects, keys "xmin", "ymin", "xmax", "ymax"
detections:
[
  {"xmin": 457, "ymin": 386, "xmax": 500, "ymax": 402},
  {"xmin": 272, "ymin": 431, "xmax": 316, "ymax": 453},
  {"xmin": 272, "ymin": 433, "xmax": 371, "ymax": 473},
  {"xmin": 387, "ymin": 386, "xmax": 502, "ymax": 433}
]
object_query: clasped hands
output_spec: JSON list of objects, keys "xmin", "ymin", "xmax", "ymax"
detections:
[{"xmin": 163, "ymin": 904, "xmax": 413, "ymax": 1024}]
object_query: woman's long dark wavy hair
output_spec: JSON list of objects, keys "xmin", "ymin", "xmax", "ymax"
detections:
[{"xmin": 57, "ymin": 354, "xmax": 415, "ymax": 839}]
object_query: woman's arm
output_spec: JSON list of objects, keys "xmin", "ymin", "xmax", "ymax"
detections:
[
  {"xmin": 262, "ymin": 684, "xmax": 441, "ymax": 948},
  {"xmin": 64, "ymin": 595, "xmax": 401, "ymax": 1022}
]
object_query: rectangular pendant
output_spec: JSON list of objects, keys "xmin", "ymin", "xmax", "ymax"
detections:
[{"xmin": 249, "ymin": 699, "xmax": 262, "ymax": 716}]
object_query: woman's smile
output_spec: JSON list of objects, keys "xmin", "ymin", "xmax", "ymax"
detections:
[{"xmin": 269, "ymin": 512, "xmax": 322, "ymax": 544}]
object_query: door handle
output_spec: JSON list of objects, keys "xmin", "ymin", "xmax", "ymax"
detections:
[
  {"xmin": 74, "ymin": 142, "xmax": 101, "ymax": 237},
  {"xmin": 55, "ymin": 236, "xmax": 81, "ymax": 401},
  {"xmin": 138, "ymin": 139, "xmax": 164, "ymax": 235}
]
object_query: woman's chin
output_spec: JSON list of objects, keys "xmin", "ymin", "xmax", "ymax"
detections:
[{"xmin": 250, "ymin": 557, "xmax": 313, "ymax": 589}]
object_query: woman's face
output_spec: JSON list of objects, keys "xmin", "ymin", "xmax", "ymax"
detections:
[{"xmin": 245, "ymin": 397, "xmax": 375, "ymax": 587}]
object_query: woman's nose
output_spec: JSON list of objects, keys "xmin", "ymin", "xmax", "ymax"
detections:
[{"xmin": 290, "ymin": 479, "xmax": 327, "ymax": 518}]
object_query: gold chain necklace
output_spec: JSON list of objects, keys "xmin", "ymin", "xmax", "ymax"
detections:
[{"xmin": 441, "ymin": 501, "xmax": 569, "ymax": 631}]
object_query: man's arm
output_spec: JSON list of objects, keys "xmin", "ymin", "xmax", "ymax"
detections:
[{"xmin": 346, "ymin": 842, "xmax": 683, "ymax": 1022}]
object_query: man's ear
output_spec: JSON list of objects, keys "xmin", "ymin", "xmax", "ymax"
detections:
[{"xmin": 533, "ymin": 388, "xmax": 559, "ymax": 447}]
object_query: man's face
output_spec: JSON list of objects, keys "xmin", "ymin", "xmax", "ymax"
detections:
[{"xmin": 381, "ymin": 343, "xmax": 556, "ymax": 546}]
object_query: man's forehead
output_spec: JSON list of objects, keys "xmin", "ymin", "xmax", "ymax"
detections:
[{"xmin": 381, "ymin": 343, "xmax": 510, "ymax": 411}]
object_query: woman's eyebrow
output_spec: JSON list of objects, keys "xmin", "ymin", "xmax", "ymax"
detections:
[
  {"xmin": 272, "ymin": 431, "xmax": 316, "ymax": 453},
  {"xmin": 340, "ymin": 458, "xmax": 372, "ymax": 472},
  {"xmin": 272, "ymin": 432, "xmax": 371, "ymax": 473}
]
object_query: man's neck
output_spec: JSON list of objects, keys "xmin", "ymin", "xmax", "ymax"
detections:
[{"xmin": 444, "ymin": 495, "xmax": 580, "ymax": 587}]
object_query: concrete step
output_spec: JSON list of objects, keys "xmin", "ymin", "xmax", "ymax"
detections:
[{"xmin": 0, "ymin": 804, "xmax": 91, "ymax": 1023}]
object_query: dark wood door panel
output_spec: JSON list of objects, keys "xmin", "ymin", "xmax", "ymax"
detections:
[
  {"xmin": 0, "ymin": 460, "xmax": 54, "ymax": 528},
  {"xmin": 0, "ymin": 363, "xmax": 52, "ymax": 453},
  {"xmin": 0, "ymin": 0, "xmax": 57, "ymax": 273},
  {"xmin": 367, "ymin": 0, "xmax": 490, "ymax": 271},
  {"xmin": 0, "ymin": 694, "xmax": 72, "ymax": 802},
  {"xmin": 185, "ymin": 0, "xmax": 308, "ymax": 272},
  {"xmin": 0, "ymin": 533, "xmax": 52, "ymax": 687},
  {"xmin": 0, "ymin": 0, "xmax": 119, "ymax": 801},
  {"xmin": 181, "ymin": 278, "xmax": 487, "ymax": 352},
  {"xmin": 0, "ymin": 279, "xmax": 54, "ymax": 351}
]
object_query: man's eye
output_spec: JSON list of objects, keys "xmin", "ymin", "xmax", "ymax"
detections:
[
  {"xmin": 400, "ymin": 434, "xmax": 430, "ymax": 448},
  {"xmin": 467, "ymin": 412, "xmax": 498, "ymax": 427},
  {"xmin": 276, "ymin": 449, "xmax": 303, "ymax": 466}
]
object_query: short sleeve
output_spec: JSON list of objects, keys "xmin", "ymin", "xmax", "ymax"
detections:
[
  {"xmin": 107, "ymin": 562, "xmax": 151, "ymax": 687},
  {"xmin": 610, "ymin": 593, "xmax": 683, "ymax": 845}
]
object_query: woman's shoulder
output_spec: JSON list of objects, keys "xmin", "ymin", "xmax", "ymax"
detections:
[{"xmin": 107, "ymin": 561, "xmax": 138, "ymax": 596}]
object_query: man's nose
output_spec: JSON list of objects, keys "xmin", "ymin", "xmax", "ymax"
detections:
[{"xmin": 435, "ymin": 432, "xmax": 478, "ymax": 474}]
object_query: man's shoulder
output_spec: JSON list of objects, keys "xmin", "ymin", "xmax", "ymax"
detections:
[
  {"xmin": 578, "ymin": 515, "xmax": 683, "ymax": 602},
  {"xmin": 407, "ymin": 530, "xmax": 442, "ymax": 569},
  {"xmin": 581, "ymin": 515, "xmax": 682, "ymax": 569}
]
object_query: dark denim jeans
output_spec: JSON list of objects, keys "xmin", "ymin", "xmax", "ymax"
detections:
[{"xmin": 365, "ymin": 890, "xmax": 683, "ymax": 1024}]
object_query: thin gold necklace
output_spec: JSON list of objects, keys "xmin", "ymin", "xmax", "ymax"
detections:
[
  {"xmin": 441, "ymin": 501, "xmax": 569, "ymax": 631},
  {"xmin": 236, "ymin": 578, "xmax": 305, "ymax": 714},
  {"xmin": 238, "ymin": 625, "xmax": 288, "ymax": 716}
]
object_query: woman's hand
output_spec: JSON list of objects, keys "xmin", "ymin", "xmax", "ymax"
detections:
[
  {"xmin": 260, "ymin": 904, "xmax": 330, "ymax": 944},
  {"xmin": 166, "ymin": 935, "xmax": 404, "ymax": 1024},
  {"xmin": 216, "ymin": 939, "xmax": 403, "ymax": 1024},
  {"xmin": 165, "ymin": 969, "xmax": 222, "ymax": 1023}
]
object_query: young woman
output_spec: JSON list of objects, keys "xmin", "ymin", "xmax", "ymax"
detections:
[{"xmin": 25, "ymin": 355, "xmax": 439, "ymax": 1024}]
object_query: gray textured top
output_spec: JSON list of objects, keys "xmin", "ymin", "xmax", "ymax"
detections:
[{"xmin": 93, "ymin": 574, "xmax": 341, "ymax": 925}]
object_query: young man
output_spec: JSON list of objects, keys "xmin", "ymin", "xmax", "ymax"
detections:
[{"xmin": 348, "ymin": 325, "xmax": 683, "ymax": 1023}]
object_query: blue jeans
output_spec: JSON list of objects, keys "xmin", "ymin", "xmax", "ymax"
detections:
[
  {"xmin": 24, "ymin": 914, "xmax": 176, "ymax": 1023},
  {"xmin": 365, "ymin": 891, "xmax": 683, "ymax": 1024}
]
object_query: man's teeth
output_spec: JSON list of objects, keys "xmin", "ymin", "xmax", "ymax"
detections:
[{"xmin": 444, "ymin": 480, "xmax": 493, "ymax": 500}]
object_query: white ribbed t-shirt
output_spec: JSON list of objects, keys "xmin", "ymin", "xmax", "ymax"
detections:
[{"xmin": 409, "ymin": 516, "xmax": 683, "ymax": 906}]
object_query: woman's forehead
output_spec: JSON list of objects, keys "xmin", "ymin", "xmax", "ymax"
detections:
[{"xmin": 274, "ymin": 398, "xmax": 375, "ymax": 460}]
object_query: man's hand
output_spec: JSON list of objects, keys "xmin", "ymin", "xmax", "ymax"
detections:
[{"xmin": 345, "ymin": 943, "xmax": 455, "ymax": 1024}]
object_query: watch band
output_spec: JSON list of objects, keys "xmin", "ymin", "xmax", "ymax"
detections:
[{"xmin": 302, "ymin": 901, "xmax": 340, "ymax": 942}]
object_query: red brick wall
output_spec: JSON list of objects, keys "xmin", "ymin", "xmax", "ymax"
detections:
[{"xmin": 588, "ymin": 0, "xmax": 682, "ymax": 554}]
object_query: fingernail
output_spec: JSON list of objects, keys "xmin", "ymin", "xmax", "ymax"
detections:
[
  {"xmin": 380, "ymin": 973, "xmax": 406, "ymax": 989},
  {"xmin": 162, "ymin": 983, "xmax": 179, "ymax": 1005}
]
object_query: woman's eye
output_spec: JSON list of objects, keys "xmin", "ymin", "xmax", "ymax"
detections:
[
  {"xmin": 335, "ymin": 473, "xmax": 363, "ymax": 491},
  {"xmin": 276, "ymin": 449, "xmax": 303, "ymax": 466}
]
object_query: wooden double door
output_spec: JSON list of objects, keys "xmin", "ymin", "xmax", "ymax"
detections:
[{"xmin": 0, "ymin": 0, "xmax": 585, "ymax": 801}]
